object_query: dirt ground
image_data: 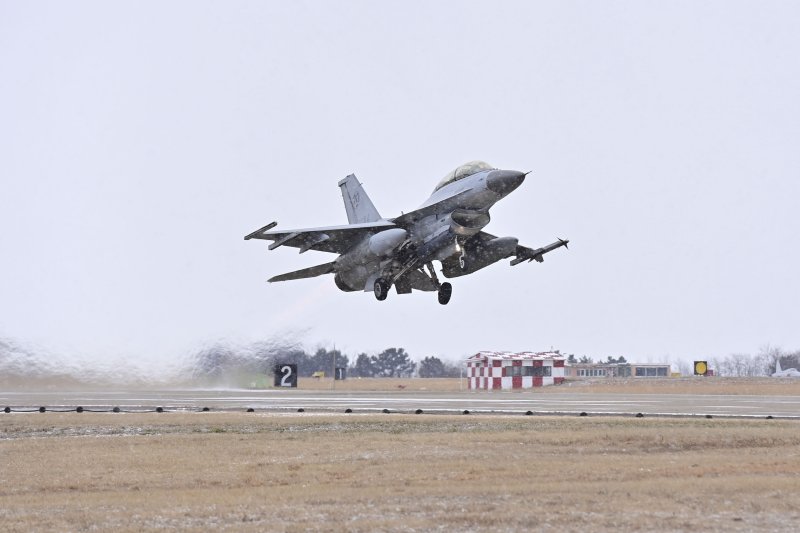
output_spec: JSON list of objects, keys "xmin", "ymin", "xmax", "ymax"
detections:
[{"xmin": 2, "ymin": 412, "xmax": 800, "ymax": 532}]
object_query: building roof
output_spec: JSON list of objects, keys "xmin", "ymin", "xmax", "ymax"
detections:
[{"xmin": 468, "ymin": 351, "xmax": 565, "ymax": 361}]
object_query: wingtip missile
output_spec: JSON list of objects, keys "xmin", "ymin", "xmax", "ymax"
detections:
[{"xmin": 509, "ymin": 237, "xmax": 570, "ymax": 266}]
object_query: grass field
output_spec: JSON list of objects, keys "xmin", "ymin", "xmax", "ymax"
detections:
[
  {"xmin": 6, "ymin": 375, "xmax": 800, "ymax": 397},
  {"xmin": 2, "ymin": 412, "xmax": 800, "ymax": 531},
  {"xmin": 298, "ymin": 376, "xmax": 800, "ymax": 396}
]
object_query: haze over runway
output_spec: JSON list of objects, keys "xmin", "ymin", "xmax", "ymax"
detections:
[{"xmin": 1, "ymin": 2, "xmax": 799, "ymax": 369}]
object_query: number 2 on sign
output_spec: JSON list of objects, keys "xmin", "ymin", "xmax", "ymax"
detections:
[{"xmin": 280, "ymin": 365, "xmax": 293, "ymax": 387}]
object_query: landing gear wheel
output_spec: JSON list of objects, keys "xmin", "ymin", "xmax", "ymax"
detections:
[
  {"xmin": 373, "ymin": 278, "xmax": 390, "ymax": 301},
  {"xmin": 437, "ymin": 282, "xmax": 452, "ymax": 305}
]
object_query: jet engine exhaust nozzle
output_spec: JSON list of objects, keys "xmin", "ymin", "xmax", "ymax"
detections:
[{"xmin": 486, "ymin": 169, "xmax": 526, "ymax": 196}]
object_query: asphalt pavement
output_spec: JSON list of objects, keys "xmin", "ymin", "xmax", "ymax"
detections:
[{"xmin": 2, "ymin": 389, "xmax": 799, "ymax": 418}]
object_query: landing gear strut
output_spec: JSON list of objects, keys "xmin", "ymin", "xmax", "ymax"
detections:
[
  {"xmin": 425, "ymin": 262, "xmax": 453, "ymax": 305},
  {"xmin": 373, "ymin": 277, "xmax": 390, "ymax": 301}
]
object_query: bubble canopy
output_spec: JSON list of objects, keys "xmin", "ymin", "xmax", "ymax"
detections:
[{"xmin": 433, "ymin": 161, "xmax": 495, "ymax": 192}]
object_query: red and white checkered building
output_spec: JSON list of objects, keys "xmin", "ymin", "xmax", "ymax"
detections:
[{"xmin": 466, "ymin": 351, "xmax": 566, "ymax": 390}]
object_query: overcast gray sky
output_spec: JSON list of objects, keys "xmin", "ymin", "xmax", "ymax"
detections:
[{"xmin": 1, "ymin": 1, "xmax": 798, "ymax": 367}]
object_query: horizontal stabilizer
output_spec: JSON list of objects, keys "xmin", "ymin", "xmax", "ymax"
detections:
[{"xmin": 268, "ymin": 262, "xmax": 336, "ymax": 283}]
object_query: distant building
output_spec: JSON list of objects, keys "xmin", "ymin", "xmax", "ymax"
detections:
[
  {"xmin": 466, "ymin": 351, "xmax": 566, "ymax": 390},
  {"xmin": 565, "ymin": 362, "xmax": 671, "ymax": 378}
]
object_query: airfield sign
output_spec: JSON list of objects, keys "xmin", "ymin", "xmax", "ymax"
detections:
[
  {"xmin": 274, "ymin": 364, "xmax": 298, "ymax": 387},
  {"xmin": 694, "ymin": 361, "xmax": 708, "ymax": 376}
]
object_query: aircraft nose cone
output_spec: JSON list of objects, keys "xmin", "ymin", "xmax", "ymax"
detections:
[{"xmin": 486, "ymin": 169, "xmax": 526, "ymax": 195}]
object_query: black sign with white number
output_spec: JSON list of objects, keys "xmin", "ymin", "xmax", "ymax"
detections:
[
  {"xmin": 335, "ymin": 367, "xmax": 346, "ymax": 380},
  {"xmin": 274, "ymin": 363, "xmax": 298, "ymax": 387}
]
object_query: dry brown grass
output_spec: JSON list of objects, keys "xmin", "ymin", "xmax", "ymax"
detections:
[
  {"xmin": 299, "ymin": 376, "xmax": 800, "ymax": 395},
  {"xmin": 5, "ymin": 375, "xmax": 799, "ymax": 396},
  {"xmin": 2, "ymin": 412, "xmax": 800, "ymax": 531},
  {"xmin": 298, "ymin": 377, "xmax": 461, "ymax": 391},
  {"xmin": 553, "ymin": 377, "xmax": 800, "ymax": 396}
]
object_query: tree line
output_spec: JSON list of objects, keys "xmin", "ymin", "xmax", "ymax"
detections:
[
  {"xmin": 189, "ymin": 339, "xmax": 461, "ymax": 384},
  {"xmin": 565, "ymin": 354, "xmax": 628, "ymax": 364},
  {"xmin": 709, "ymin": 346, "xmax": 800, "ymax": 377}
]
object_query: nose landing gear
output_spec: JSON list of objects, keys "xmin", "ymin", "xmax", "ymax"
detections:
[
  {"xmin": 437, "ymin": 282, "xmax": 452, "ymax": 305},
  {"xmin": 426, "ymin": 262, "xmax": 452, "ymax": 305},
  {"xmin": 373, "ymin": 277, "xmax": 390, "ymax": 301}
]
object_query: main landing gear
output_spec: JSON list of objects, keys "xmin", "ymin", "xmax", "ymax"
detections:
[
  {"xmin": 372, "ymin": 262, "xmax": 453, "ymax": 305},
  {"xmin": 373, "ymin": 277, "xmax": 390, "ymax": 301},
  {"xmin": 423, "ymin": 263, "xmax": 451, "ymax": 305}
]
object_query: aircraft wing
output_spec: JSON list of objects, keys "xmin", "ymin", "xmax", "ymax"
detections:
[{"xmin": 244, "ymin": 220, "xmax": 397, "ymax": 254}]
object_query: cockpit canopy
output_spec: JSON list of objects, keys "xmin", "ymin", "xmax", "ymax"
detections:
[{"xmin": 433, "ymin": 160, "xmax": 495, "ymax": 192}]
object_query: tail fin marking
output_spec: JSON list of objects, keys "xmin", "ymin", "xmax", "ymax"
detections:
[{"xmin": 338, "ymin": 174, "xmax": 381, "ymax": 224}]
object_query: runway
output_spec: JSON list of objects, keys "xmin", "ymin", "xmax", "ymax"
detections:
[{"xmin": 3, "ymin": 389, "xmax": 800, "ymax": 418}]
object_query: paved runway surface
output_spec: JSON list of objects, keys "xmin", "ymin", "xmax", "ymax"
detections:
[{"xmin": 3, "ymin": 389, "xmax": 800, "ymax": 418}]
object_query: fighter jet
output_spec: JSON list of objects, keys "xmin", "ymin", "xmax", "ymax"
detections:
[
  {"xmin": 245, "ymin": 161, "xmax": 568, "ymax": 305},
  {"xmin": 771, "ymin": 360, "xmax": 800, "ymax": 377}
]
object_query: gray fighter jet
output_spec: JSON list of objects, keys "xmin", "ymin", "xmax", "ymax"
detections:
[{"xmin": 245, "ymin": 161, "xmax": 568, "ymax": 305}]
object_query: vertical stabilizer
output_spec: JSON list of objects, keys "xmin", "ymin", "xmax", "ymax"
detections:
[{"xmin": 338, "ymin": 174, "xmax": 382, "ymax": 224}]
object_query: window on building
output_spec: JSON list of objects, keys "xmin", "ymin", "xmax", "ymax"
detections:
[
  {"xmin": 505, "ymin": 365, "xmax": 522, "ymax": 377},
  {"xmin": 634, "ymin": 366, "xmax": 669, "ymax": 377}
]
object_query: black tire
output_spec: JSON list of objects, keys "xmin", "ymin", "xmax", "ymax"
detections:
[
  {"xmin": 374, "ymin": 278, "xmax": 390, "ymax": 301},
  {"xmin": 438, "ymin": 282, "xmax": 452, "ymax": 305}
]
